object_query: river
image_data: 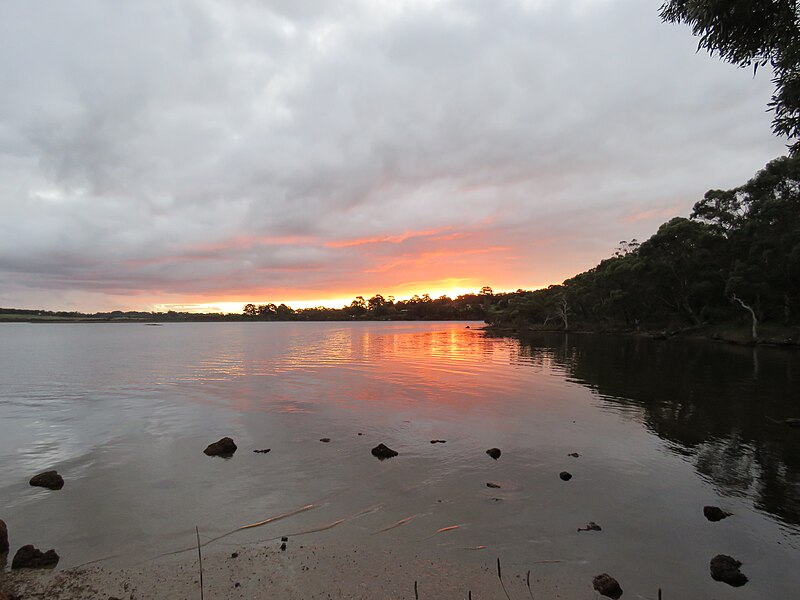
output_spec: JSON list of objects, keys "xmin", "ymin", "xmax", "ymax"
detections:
[{"xmin": 0, "ymin": 322, "xmax": 798, "ymax": 598}]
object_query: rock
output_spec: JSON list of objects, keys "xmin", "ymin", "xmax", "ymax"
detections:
[
  {"xmin": 280, "ymin": 542, "xmax": 287, "ymax": 551},
  {"xmin": 577, "ymin": 522, "xmax": 602, "ymax": 532},
  {"xmin": 486, "ymin": 448, "xmax": 501, "ymax": 460},
  {"xmin": 231, "ymin": 552, "xmax": 238, "ymax": 558},
  {"xmin": 592, "ymin": 573, "xmax": 623, "ymax": 599},
  {"xmin": 253, "ymin": 448, "xmax": 271, "ymax": 454},
  {"xmin": 357, "ymin": 432, "xmax": 363, "ymax": 436},
  {"xmin": 319, "ymin": 438, "xmax": 331, "ymax": 443},
  {"xmin": 703, "ymin": 506, "xmax": 732, "ymax": 522},
  {"xmin": 371, "ymin": 443, "xmax": 398, "ymax": 460},
  {"xmin": 559, "ymin": 471, "xmax": 572, "ymax": 481},
  {"xmin": 0, "ymin": 518, "xmax": 8, "ymax": 553},
  {"xmin": 430, "ymin": 439, "xmax": 446, "ymax": 444},
  {"xmin": 29, "ymin": 470, "xmax": 64, "ymax": 490},
  {"xmin": 11, "ymin": 545, "xmax": 59, "ymax": 569},
  {"xmin": 281, "ymin": 536, "xmax": 288, "ymax": 542},
  {"xmin": 486, "ymin": 482, "xmax": 501, "ymax": 488},
  {"xmin": 710, "ymin": 555, "xmax": 748, "ymax": 587},
  {"xmin": 204, "ymin": 437, "xmax": 237, "ymax": 457},
  {"xmin": 568, "ymin": 452, "xmax": 580, "ymax": 458}
]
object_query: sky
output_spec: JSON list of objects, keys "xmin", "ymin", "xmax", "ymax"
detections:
[{"xmin": 0, "ymin": 0, "xmax": 788, "ymax": 313}]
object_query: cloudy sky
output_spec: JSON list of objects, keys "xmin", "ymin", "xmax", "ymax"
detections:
[{"xmin": 0, "ymin": 0, "xmax": 787, "ymax": 312}]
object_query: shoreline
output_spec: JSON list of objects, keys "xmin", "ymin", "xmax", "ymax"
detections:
[{"xmin": 481, "ymin": 323, "xmax": 800, "ymax": 348}]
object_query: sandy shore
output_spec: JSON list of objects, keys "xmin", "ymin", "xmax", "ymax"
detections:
[{"xmin": 1, "ymin": 540, "xmax": 583, "ymax": 600}]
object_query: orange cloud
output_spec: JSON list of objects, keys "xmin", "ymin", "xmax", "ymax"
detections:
[
  {"xmin": 624, "ymin": 205, "xmax": 682, "ymax": 224},
  {"xmin": 325, "ymin": 226, "xmax": 454, "ymax": 248}
]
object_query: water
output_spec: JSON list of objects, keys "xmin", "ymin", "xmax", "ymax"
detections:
[{"xmin": 0, "ymin": 322, "xmax": 798, "ymax": 597}]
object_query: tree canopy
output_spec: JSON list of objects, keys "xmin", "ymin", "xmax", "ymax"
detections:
[{"xmin": 660, "ymin": 0, "xmax": 800, "ymax": 150}]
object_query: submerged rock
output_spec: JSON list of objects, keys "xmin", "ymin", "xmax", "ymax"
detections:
[
  {"xmin": 559, "ymin": 471, "xmax": 572, "ymax": 481},
  {"xmin": 568, "ymin": 452, "xmax": 580, "ymax": 458},
  {"xmin": 319, "ymin": 438, "xmax": 331, "ymax": 443},
  {"xmin": 0, "ymin": 518, "xmax": 8, "ymax": 553},
  {"xmin": 11, "ymin": 545, "xmax": 59, "ymax": 569},
  {"xmin": 371, "ymin": 443, "xmax": 398, "ymax": 460},
  {"xmin": 577, "ymin": 522, "xmax": 602, "ymax": 532},
  {"xmin": 204, "ymin": 437, "xmax": 237, "ymax": 457},
  {"xmin": 703, "ymin": 506, "xmax": 732, "ymax": 522},
  {"xmin": 710, "ymin": 554, "xmax": 748, "ymax": 587},
  {"xmin": 486, "ymin": 448, "xmax": 501, "ymax": 460},
  {"xmin": 486, "ymin": 482, "xmax": 501, "ymax": 489},
  {"xmin": 253, "ymin": 448, "xmax": 271, "ymax": 454},
  {"xmin": 29, "ymin": 471, "xmax": 64, "ymax": 490},
  {"xmin": 430, "ymin": 439, "xmax": 447, "ymax": 444},
  {"xmin": 593, "ymin": 573, "xmax": 622, "ymax": 598}
]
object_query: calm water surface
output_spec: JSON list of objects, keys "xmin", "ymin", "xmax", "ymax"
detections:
[{"xmin": 1, "ymin": 322, "xmax": 798, "ymax": 598}]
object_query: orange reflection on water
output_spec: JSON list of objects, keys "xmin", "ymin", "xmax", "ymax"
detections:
[{"xmin": 168, "ymin": 323, "xmax": 545, "ymax": 415}]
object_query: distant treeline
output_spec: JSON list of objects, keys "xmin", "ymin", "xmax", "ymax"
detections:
[
  {"xmin": 487, "ymin": 155, "xmax": 800, "ymax": 341},
  {"xmin": 0, "ymin": 291, "xmax": 497, "ymax": 323},
  {"xmin": 240, "ymin": 290, "xmax": 494, "ymax": 321}
]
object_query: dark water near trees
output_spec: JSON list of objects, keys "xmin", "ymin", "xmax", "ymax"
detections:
[{"xmin": 0, "ymin": 322, "xmax": 798, "ymax": 598}]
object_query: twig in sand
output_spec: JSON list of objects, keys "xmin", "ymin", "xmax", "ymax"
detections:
[
  {"xmin": 414, "ymin": 580, "xmax": 419, "ymax": 600},
  {"xmin": 658, "ymin": 588, "xmax": 662, "ymax": 600},
  {"xmin": 238, "ymin": 504, "xmax": 316, "ymax": 530},
  {"xmin": 195, "ymin": 526, "xmax": 204, "ymax": 600},
  {"xmin": 526, "ymin": 569, "xmax": 534, "ymax": 600},
  {"xmin": 374, "ymin": 514, "xmax": 418, "ymax": 534},
  {"xmin": 497, "ymin": 558, "xmax": 512, "ymax": 600}
]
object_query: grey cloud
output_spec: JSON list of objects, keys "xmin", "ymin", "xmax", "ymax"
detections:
[{"xmin": 0, "ymin": 0, "xmax": 787, "ymax": 308}]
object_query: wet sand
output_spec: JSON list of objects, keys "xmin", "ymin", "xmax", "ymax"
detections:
[{"xmin": 2, "ymin": 540, "xmax": 585, "ymax": 600}]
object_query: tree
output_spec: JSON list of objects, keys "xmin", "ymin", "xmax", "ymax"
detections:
[
  {"xmin": 243, "ymin": 303, "xmax": 258, "ymax": 317},
  {"xmin": 660, "ymin": 0, "xmax": 800, "ymax": 151}
]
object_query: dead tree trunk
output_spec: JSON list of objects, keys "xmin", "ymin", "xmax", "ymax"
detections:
[
  {"xmin": 555, "ymin": 297, "xmax": 570, "ymax": 331},
  {"xmin": 731, "ymin": 294, "xmax": 758, "ymax": 342}
]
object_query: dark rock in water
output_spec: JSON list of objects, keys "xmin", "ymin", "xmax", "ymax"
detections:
[
  {"xmin": 231, "ymin": 552, "xmax": 239, "ymax": 558},
  {"xmin": 430, "ymin": 439, "xmax": 446, "ymax": 444},
  {"xmin": 704, "ymin": 506, "xmax": 732, "ymax": 522},
  {"xmin": 281, "ymin": 536, "xmax": 288, "ymax": 542},
  {"xmin": 486, "ymin": 448, "xmax": 501, "ymax": 460},
  {"xmin": 593, "ymin": 573, "xmax": 622, "ymax": 598},
  {"xmin": 559, "ymin": 471, "xmax": 572, "ymax": 481},
  {"xmin": 204, "ymin": 437, "xmax": 237, "ymax": 457},
  {"xmin": 319, "ymin": 438, "xmax": 331, "ymax": 443},
  {"xmin": 371, "ymin": 443, "xmax": 398, "ymax": 460},
  {"xmin": 710, "ymin": 554, "xmax": 748, "ymax": 587},
  {"xmin": 486, "ymin": 482, "xmax": 501, "ymax": 489},
  {"xmin": 280, "ymin": 542, "xmax": 287, "ymax": 551},
  {"xmin": 578, "ymin": 522, "xmax": 602, "ymax": 532},
  {"xmin": 253, "ymin": 448, "xmax": 271, "ymax": 454},
  {"xmin": 357, "ymin": 432, "xmax": 363, "ymax": 436},
  {"xmin": 491, "ymin": 497, "xmax": 503, "ymax": 501},
  {"xmin": 29, "ymin": 470, "xmax": 64, "ymax": 490},
  {"xmin": 0, "ymin": 518, "xmax": 8, "ymax": 553},
  {"xmin": 465, "ymin": 325, "xmax": 470, "ymax": 328},
  {"xmin": 568, "ymin": 452, "xmax": 580, "ymax": 458},
  {"xmin": 11, "ymin": 545, "xmax": 59, "ymax": 569}
]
